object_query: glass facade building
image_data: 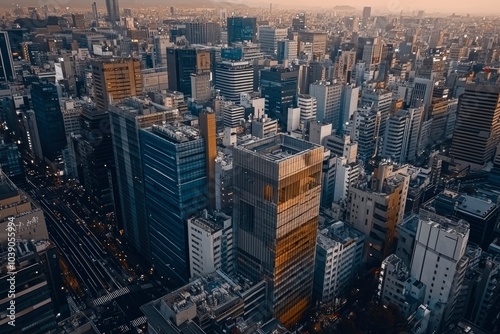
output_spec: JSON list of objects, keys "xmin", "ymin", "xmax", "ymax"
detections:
[
  {"xmin": 233, "ymin": 134, "xmax": 323, "ymax": 327},
  {"xmin": 140, "ymin": 124, "xmax": 208, "ymax": 286},
  {"xmin": 227, "ymin": 17, "xmax": 257, "ymax": 45}
]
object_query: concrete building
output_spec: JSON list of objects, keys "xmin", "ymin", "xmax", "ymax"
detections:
[
  {"xmin": 252, "ymin": 115, "xmax": 278, "ymax": 139},
  {"xmin": 258, "ymin": 26, "xmax": 289, "ymax": 56},
  {"xmin": 298, "ymin": 94, "xmax": 317, "ymax": 122},
  {"xmin": 378, "ymin": 254, "xmax": 425, "ymax": 318},
  {"xmin": 60, "ymin": 98, "xmax": 82, "ymax": 138},
  {"xmin": 215, "ymin": 152, "xmax": 233, "ymax": 214},
  {"xmin": 215, "ymin": 61, "xmax": 254, "ymax": 103},
  {"xmin": 223, "ymin": 104, "xmax": 245, "ymax": 129},
  {"xmin": 187, "ymin": 210, "xmax": 233, "ymax": 278},
  {"xmin": 360, "ymin": 88, "xmax": 392, "ymax": 136},
  {"xmin": 233, "ymin": 134, "xmax": 323, "ymax": 327},
  {"xmin": 350, "ymin": 106, "xmax": 381, "ymax": 163},
  {"xmin": 410, "ymin": 211, "xmax": 470, "ymax": 333},
  {"xmin": 309, "ymin": 81, "xmax": 342, "ymax": 126},
  {"xmin": 348, "ymin": 162, "xmax": 410, "ymax": 264},
  {"xmin": 314, "ymin": 220, "xmax": 365, "ymax": 305},
  {"xmin": 141, "ymin": 271, "xmax": 268, "ymax": 333},
  {"xmin": 396, "ymin": 214, "xmax": 419, "ymax": 268},
  {"xmin": 190, "ymin": 72, "xmax": 211, "ymax": 103}
]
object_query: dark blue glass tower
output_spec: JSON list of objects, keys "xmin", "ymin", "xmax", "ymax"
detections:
[
  {"xmin": 31, "ymin": 81, "xmax": 67, "ymax": 161},
  {"xmin": 227, "ymin": 17, "xmax": 257, "ymax": 45},
  {"xmin": 140, "ymin": 123, "xmax": 208, "ymax": 286}
]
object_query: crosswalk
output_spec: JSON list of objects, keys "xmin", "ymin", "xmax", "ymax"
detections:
[
  {"xmin": 92, "ymin": 286, "xmax": 130, "ymax": 307},
  {"xmin": 131, "ymin": 316, "xmax": 147, "ymax": 328}
]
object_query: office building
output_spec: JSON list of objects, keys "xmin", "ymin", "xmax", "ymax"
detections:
[
  {"xmin": 71, "ymin": 13, "xmax": 86, "ymax": 29},
  {"xmin": 0, "ymin": 141, "xmax": 23, "ymax": 183},
  {"xmin": 233, "ymin": 134, "xmax": 323, "ymax": 326},
  {"xmin": 298, "ymin": 94, "xmax": 317, "ymax": 122},
  {"xmin": 91, "ymin": 58, "xmax": 142, "ymax": 112},
  {"xmin": 105, "ymin": 0, "xmax": 120, "ymax": 25},
  {"xmin": 215, "ymin": 61, "xmax": 254, "ymax": 103},
  {"xmin": 31, "ymin": 81, "xmax": 67, "ymax": 161},
  {"xmin": 292, "ymin": 13, "xmax": 306, "ymax": 31},
  {"xmin": 314, "ymin": 219, "xmax": 365, "ymax": 305},
  {"xmin": 190, "ymin": 73, "xmax": 211, "ymax": 103},
  {"xmin": 0, "ymin": 31, "xmax": 15, "ymax": 82},
  {"xmin": 333, "ymin": 157, "xmax": 360, "ymax": 203},
  {"xmin": 360, "ymin": 88, "xmax": 392, "ymax": 136},
  {"xmin": 381, "ymin": 106, "xmax": 423, "ymax": 164},
  {"xmin": 333, "ymin": 50, "xmax": 357, "ymax": 83},
  {"xmin": 350, "ymin": 106, "xmax": 381, "ymax": 163},
  {"xmin": 309, "ymin": 81, "xmax": 342, "ymax": 126},
  {"xmin": 449, "ymin": 84, "xmax": 500, "ymax": 166},
  {"xmin": 187, "ymin": 210, "xmax": 234, "ymax": 278},
  {"xmin": 227, "ymin": 17, "xmax": 257, "ymax": 45},
  {"xmin": 199, "ymin": 110, "xmax": 217, "ymax": 210},
  {"xmin": 378, "ymin": 254, "xmax": 425, "ymax": 318},
  {"xmin": 109, "ymin": 97, "xmax": 178, "ymax": 258},
  {"xmin": 185, "ymin": 22, "xmax": 221, "ymax": 45},
  {"xmin": 277, "ymin": 39, "xmax": 298, "ymax": 63},
  {"xmin": 362, "ymin": 7, "xmax": 372, "ymax": 19},
  {"xmin": 92, "ymin": 2, "xmax": 98, "ymax": 21},
  {"xmin": 258, "ymin": 26, "xmax": 289, "ymax": 56},
  {"xmin": 140, "ymin": 123, "xmax": 208, "ymax": 285},
  {"xmin": 410, "ymin": 211, "xmax": 470, "ymax": 333},
  {"xmin": 260, "ymin": 67, "xmax": 298, "ymax": 128},
  {"xmin": 222, "ymin": 104, "xmax": 245, "ymax": 129},
  {"xmin": 349, "ymin": 162, "xmax": 410, "ymax": 264},
  {"xmin": 298, "ymin": 31, "xmax": 327, "ymax": 58},
  {"xmin": 252, "ymin": 115, "xmax": 279, "ymax": 139},
  {"xmin": 152, "ymin": 35, "xmax": 170, "ymax": 67},
  {"xmin": 79, "ymin": 103, "xmax": 114, "ymax": 211},
  {"xmin": 396, "ymin": 214, "xmax": 419, "ymax": 268},
  {"xmin": 167, "ymin": 48, "xmax": 211, "ymax": 97},
  {"xmin": 141, "ymin": 271, "xmax": 267, "ymax": 333},
  {"xmin": 60, "ymin": 98, "xmax": 82, "ymax": 138},
  {"xmin": 215, "ymin": 153, "xmax": 233, "ymax": 214}
]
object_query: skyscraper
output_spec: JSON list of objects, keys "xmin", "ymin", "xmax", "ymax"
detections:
[
  {"xmin": 260, "ymin": 67, "xmax": 298, "ymax": 128},
  {"xmin": 309, "ymin": 81, "xmax": 342, "ymax": 125},
  {"xmin": 105, "ymin": 0, "xmax": 120, "ymax": 25},
  {"xmin": 109, "ymin": 98, "xmax": 178, "ymax": 258},
  {"xmin": 31, "ymin": 81, "xmax": 67, "ymax": 161},
  {"xmin": 140, "ymin": 123, "xmax": 208, "ymax": 285},
  {"xmin": 185, "ymin": 22, "xmax": 221, "ymax": 45},
  {"xmin": 199, "ymin": 110, "xmax": 217, "ymax": 210},
  {"xmin": 449, "ymin": 84, "xmax": 500, "ymax": 166},
  {"xmin": 0, "ymin": 31, "xmax": 15, "ymax": 83},
  {"xmin": 292, "ymin": 13, "xmax": 306, "ymax": 31},
  {"xmin": 233, "ymin": 134, "xmax": 323, "ymax": 327},
  {"xmin": 91, "ymin": 58, "xmax": 142, "ymax": 112},
  {"xmin": 215, "ymin": 61, "xmax": 254, "ymax": 103},
  {"xmin": 227, "ymin": 17, "xmax": 257, "ymax": 45},
  {"xmin": 92, "ymin": 2, "xmax": 98, "ymax": 22},
  {"xmin": 259, "ymin": 26, "xmax": 289, "ymax": 56},
  {"xmin": 167, "ymin": 48, "xmax": 211, "ymax": 97},
  {"xmin": 362, "ymin": 7, "xmax": 372, "ymax": 19}
]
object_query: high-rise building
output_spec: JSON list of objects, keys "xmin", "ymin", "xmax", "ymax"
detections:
[
  {"xmin": 309, "ymin": 81, "xmax": 342, "ymax": 125},
  {"xmin": 184, "ymin": 22, "xmax": 221, "ymax": 45},
  {"xmin": 140, "ymin": 123, "xmax": 208, "ymax": 285},
  {"xmin": 187, "ymin": 210, "xmax": 234, "ymax": 278},
  {"xmin": 105, "ymin": 0, "xmax": 120, "ymax": 25},
  {"xmin": 31, "ymin": 81, "xmax": 67, "ymax": 161},
  {"xmin": 340, "ymin": 84, "xmax": 360, "ymax": 134},
  {"xmin": 0, "ymin": 141, "xmax": 23, "ymax": 183},
  {"xmin": 71, "ymin": 13, "xmax": 86, "ymax": 29},
  {"xmin": 258, "ymin": 26, "xmax": 289, "ymax": 56},
  {"xmin": 167, "ymin": 48, "xmax": 210, "ymax": 97},
  {"xmin": 92, "ymin": 2, "xmax": 98, "ymax": 21},
  {"xmin": 233, "ymin": 134, "xmax": 323, "ymax": 327},
  {"xmin": 360, "ymin": 88, "xmax": 392, "ymax": 136},
  {"xmin": 314, "ymin": 220, "xmax": 365, "ymax": 305},
  {"xmin": 227, "ymin": 17, "xmax": 257, "ymax": 45},
  {"xmin": 449, "ymin": 84, "xmax": 500, "ymax": 166},
  {"xmin": 0, "ymin": 31, "xmax": 15, "ymax": 82},
  {"xmin": 298, "ymin": 31, "xmax": 328, "ymax": 59},
  {"xmin": 277, "ymin": 39, "xmax": 298, "ymax": 63},
  {"xmin": 350, "ymin": 106, "xmax": 381, "ymax": 162},
  {"xmin": 410, "ymin": 211, "xmax": 470, "ymax": 333},
  {"xmin": 362, "ymin": 7, "xmax": 372, "ymax": 19},
  {"xmin": 260, "ymin": 67, "xmax": 298, "ymax": 128},
  {"xmin": 152, "ymin": 35, "xmax": 170, "ymax": 68},
  {"xmin": 349, "ymin": 162, "xmax": 410, "ymax": 264},
  {"xmin": 222, "ymin": 104, "xmax": 245, "ymax": 129},
  {"xmin": 199, "ymin": 110, "xmax": 217, "ymax": 210},
  {"xmin": 292, "ymin": 13, "xmax": 306, "ymax": 31},
  {"xmin": 215, "ymin": 61, "xmax": 254, "ymax": 103},
  {"xmin": 298, "ymin": 94, "xmax": 317, "ymax": 122},
  {"xmin": 91, "ymin": 58, "xmax": 142, "ymax": 112},
  {"xmin": 79, "ymin": 103, "xmax": 114, "ymax": 211},
  {"xmin": 190, "ymin": 72, "xmax": 211, "ymax": 103},
  {"xmin": 109, "ymin": 98, "xmax": 178, "ymax": 258}
]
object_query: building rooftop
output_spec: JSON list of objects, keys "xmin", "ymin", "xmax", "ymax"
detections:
[
  {"xmin": 188, "ymin": 210, "xmax": 231, "ymax": 234},
  {"xmin": 150, "ymin": 123, "xmax": 201, "ymax": 143},
  {"xmin": 317, "ymin": 221, "xmax": 365, "ymax": 250},
  {"xmin": 456, "ymin": 194, "xmax": 497, "ymax": 219},
  {"xmin": 239, "ymin": 134, "xmax": 321, "ymax": 162}
]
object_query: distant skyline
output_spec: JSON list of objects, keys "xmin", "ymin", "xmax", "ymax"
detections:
[{"xmin": 2, "ymin": 0, "xmax": 499, "ymax": 15}]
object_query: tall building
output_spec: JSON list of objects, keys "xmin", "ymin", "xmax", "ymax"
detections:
[
  {"xmin": 109, "ymin": 98, "xmax": 178, "ymax": 258},
  {"xmin": 215, "ymin": 61, "xmax": 254, "ymax": 103},
  {"xmin": 258, "ymin": 26, "xmax": 289, "ymax": 56},
  {"xmin": 277, "ymin": 39, "xmax": 298, "ymax": 63},
  {"xmin": 298, "ymin": 31, "xmax": 327, "ymax": 59},
  {"xmin": 152, "ymin": 35, "xmax": 170, "ymax": 67},
  {"xmin": 92, "ymin": 2, "xmax": 98, "ymax": 21},
  {"xmin": 140, "ymin": 123, "xmax": 208, "ymax": 285},
  {"xmin": 31, "ymin": 81, "xmax": 67, "ymax": 161},
  {"xmin": 222, "ymin": 104, "xmax": 245, "ymax": 129},
  {"xmin": 260, "ymin": 67, "xmax": 298, "ymax": 128},
  {"xmin": 185, "ymin": 22, "xmax": 221, "ymax": 45},
  {"xmin": 227, "ymin": 17, "xmax": 257, "ymax": 45},
  {"xmin": 190, "ymin": 73, "xmax": 211, "ymax": 103},
  {"xmin": 350, "ymin": 106, "xmax": 381, "ymax": 162},
  {"xmin": 167, "ymin": 48, "xmax": 210, "ymax": 97},
  {"xmin": 449, "ymin": 84, "xmax": 500, "ymax": 166},
  {"xmin": 309, "ymin": 81, "xmax": 342, "ymax": 125},
  {"xmin": 91, "ymin": 58, "xmax": 142, "ymax": 112},
  {"xmin": 314, "ymin": 219, "xmax": 365, "ymax": 305},
  {"xmin": 0, "ymin": 31, "xmax": 15, "ymax": 82},
  {"xmin": 187, "ymin": 210, "xmax": 234, "ymax": 278},
  {"xmin": 79, "ymin": 103, "xmax": 114, "ymax": 211},
  {"xmin": 233, "ymin": 134, "xmax": 323, "ymax": 327},
  {"xmin": 362, "ymin": 7, "xmax": 372, "ymax": 19},
  {"xmin": 348, "ymin": 162, "xmax": 410, "ymax": 264},
  {"xmin": 105, "ymin": 0, "xmax": 120, "ymax": 25},
  {"xmin": 292, "ymin": 13, "xmax": 306, "ymax": 31},
  {"xmin": 410, "ymin": 211, "xmax": 470, "ymax": 333},
  {"xmin": 199, "ymin": 110, "xmax": 217, "ymax": 210},
  {"xmin": 298, "ymin": 94, "xmax": 317, "ymax": 122},
  {"xmin": 360, "ymin": 88, "xmax": 392, "ymax": 136}
]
